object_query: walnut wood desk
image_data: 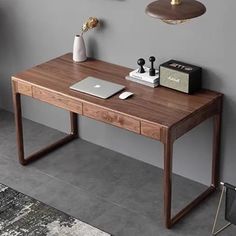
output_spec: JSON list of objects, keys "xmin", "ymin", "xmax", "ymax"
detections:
[{"xmin": 11, "ymin": 53, "xmax": 223, "ymax": 229}]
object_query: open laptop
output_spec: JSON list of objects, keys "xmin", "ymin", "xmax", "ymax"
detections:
[{"xmin": 70, "ymin": 76, "xmax": 125, "ymax": 99}]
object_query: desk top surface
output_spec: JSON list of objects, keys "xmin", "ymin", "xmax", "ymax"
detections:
[{"xmin": 13, "ymin": 53, "xmax": 222, "ymax": 128}]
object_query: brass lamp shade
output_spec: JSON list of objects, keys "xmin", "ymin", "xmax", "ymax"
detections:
[{"xmin": 146, "ymin": 0, "xmax": 206, "ymax": 24}]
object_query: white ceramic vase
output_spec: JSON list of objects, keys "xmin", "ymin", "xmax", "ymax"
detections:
[{"xmin": 73, "ymin": 35, "xmax": 87, "ymax": 62}]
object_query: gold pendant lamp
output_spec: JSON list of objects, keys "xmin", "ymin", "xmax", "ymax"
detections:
[{"xmin": 146, "ymin": 0, "xmax": 206, "ymax": 25}]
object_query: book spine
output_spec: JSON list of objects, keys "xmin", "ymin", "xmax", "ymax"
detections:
[
  {"xmin": 126, "ymin": 76, "xmax": 158, "ymax": 88},
  {"xmin": 129, "ymin": 71, "xmax": 159, "ymax": 83}
]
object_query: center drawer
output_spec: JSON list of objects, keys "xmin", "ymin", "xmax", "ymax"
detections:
[{"xmin": 83, "ymin": 103, "xmax": 140, "ymax": 133}]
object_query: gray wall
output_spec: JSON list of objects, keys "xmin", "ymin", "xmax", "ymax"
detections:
[{"xmin": 0, "ymin": 0, "xmax": 235, "ymax": 185}]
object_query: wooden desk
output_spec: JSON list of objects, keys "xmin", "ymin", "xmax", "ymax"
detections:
[{"xmin": 11, "ymin": 53, "xmax": 223, "ymax": 229}]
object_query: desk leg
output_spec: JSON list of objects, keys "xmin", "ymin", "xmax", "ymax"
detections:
[
  {"xmin": 211, "ymin": 112, "xmax": 222, "ymax": 187},
  {"xmin": 164, "ymin": 134, "xmax": 173, "ymax": 229},
  {"xmin": 12, "ymin": 91, "xmax": 79, "ymax": 165},
  {"xmin": 163, "ymin": 110, "xmax": 222, "ymax": 229}
]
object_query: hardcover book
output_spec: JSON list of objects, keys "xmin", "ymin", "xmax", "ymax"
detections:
[
  {"xmin": 125, "ymin": 76, "xmax": 159, "ymax": 88},
  {"xmin": 129, "ymin": 67, "xmax": 159, "ymax": 84}
]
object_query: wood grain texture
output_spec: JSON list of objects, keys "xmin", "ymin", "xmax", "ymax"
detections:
[
  {"xmin": 11, "ymin": 53, "xmax": 223, "ymax": 228},
  {"xmin": 16, "ymin": 81, "xmax": 32, "ymax": 97},
  {"xmin": 33, "ymin": 86, "xmax": 82, "ymax": 114},
  {"xmin": 12, "ymin": 53, "xmax": 222, "ymax": 130},
  {"xmin": 172, "ymin": 96, "xmax": 223, "ymax": 141},
  {"xmin": 12, "ymin": 78, "xmax": 79, "ymax": 166},
  {"xmin": 141, "ymin": 121, "xmax": 162, "ymax": 141},
  {"xmin": 83, "ymin": 103, "xmax": 140, "ymax": 133}
]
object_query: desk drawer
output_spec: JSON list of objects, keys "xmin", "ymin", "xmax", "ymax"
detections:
[
  {"xmin": 16, "ymin": 81, "xmax": 32, "ymax": 97},
  {"xmin": 83, "ymin": 103, "xmax": 140, "ymax": 133},
  {"xmin": 33, "ymin": 87, "xmax": 82, "ymax": 114},
  {"xmin": 141, "ymin": 121, "xmax": 161, "ymax": 140}
]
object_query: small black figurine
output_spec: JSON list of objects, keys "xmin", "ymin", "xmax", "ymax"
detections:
[
  {"xmin": 137, "ymin": 58, "xmax": 145, "ymax": 73},
  {"xmin": 149, "ymin": 56, "xmax": 156, "ymax": 76}
]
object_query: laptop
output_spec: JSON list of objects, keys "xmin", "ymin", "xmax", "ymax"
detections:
[{"xmin": 70, "ymin": 76, "xmax": 125, "ymax": 99}]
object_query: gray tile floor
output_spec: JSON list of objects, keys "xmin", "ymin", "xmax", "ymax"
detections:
[{"xmin": 0, "ymin": 109, "xmax": 235, "ymax": 236}]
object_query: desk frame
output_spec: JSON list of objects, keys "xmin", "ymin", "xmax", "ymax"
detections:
[{"xmin": 11, "ymin": 61, "xmax": 223, "ymax": 229}]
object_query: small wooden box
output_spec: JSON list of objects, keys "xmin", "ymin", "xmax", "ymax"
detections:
[{"xmin": 160, "ymin": 60, "xmax": 202, "ymax": 94}]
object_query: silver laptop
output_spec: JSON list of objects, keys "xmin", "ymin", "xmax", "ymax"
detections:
[{"xmin": 70, "ymin": 76, "xmax": 125, "ymax": 99}]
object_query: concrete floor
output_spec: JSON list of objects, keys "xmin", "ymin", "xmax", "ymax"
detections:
[{"xmin": 0, "ymin": 109, "xmax": 235, "ymax": 236}]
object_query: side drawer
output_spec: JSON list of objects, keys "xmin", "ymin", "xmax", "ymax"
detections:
[
  {"xmin": 33, "ymin": 87, "xmax": 82, "ymax": 114},
  {"xmin": 16, "ymin": 81, "xmax": 32, "ymax": 97},
  {"xmin": 141, "ymin": 121, "xmax": 162, "ymax": 140},
  {"xmin": 83, "ymin": 103, "xmax": 140, "ymax": 133}
]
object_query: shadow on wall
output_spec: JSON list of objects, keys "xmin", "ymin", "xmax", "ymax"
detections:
[
  {"xmin": 87, "ymin": 19, "xmax": 106, "ymax": 58},
  {"xmin": 0, "ymin": 7, "xmax": 12, "ymax": 66},
  {"xmin": 0, "ymin": 7, "xmax": 6, "ymax": 107},
  {"xmin": 203, "ymin": 69, "xmax": 224, "ymax": 90},
  {"xmin": 0, "ymin": 8, "xmax": 4, "ymax": 68},
  {"xmin": 0, "ymin": 5, "xmax": 20, "ymax": 109},
  {"xmin": 0, "ymin": 8, "xmax": 3, "ymax": 41},
  {"xmin": 87, "ymin": 37, "xmax": 98, "ymax": 58},
  {"xmin": 203, "ymin": 69, "xmax": 236, "ymax": 182},
  {"xmin": 220, "ymin": 95, "xmax": 236, "ymax": 181}
]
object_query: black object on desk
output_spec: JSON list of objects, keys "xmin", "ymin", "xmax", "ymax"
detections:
[
  {"xmin": 149, "ymin": 56, "xmax": 156, "ymax": 76},
  {"xmin": 160, "ymin": 60, "xmax": 202, "ymax": 94},
  {"xmin": 137, "ymin": 58, "xmax": 145, "ymax": 73}
]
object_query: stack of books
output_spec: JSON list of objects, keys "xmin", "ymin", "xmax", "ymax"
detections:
[{"xmin": 126, "ymin": 67, "xmax": 159, "ymax": 88}]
